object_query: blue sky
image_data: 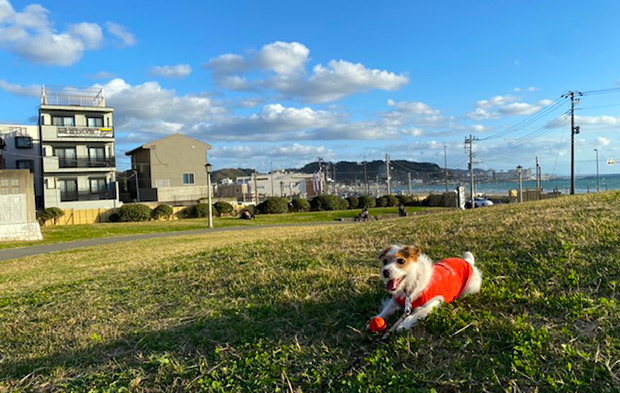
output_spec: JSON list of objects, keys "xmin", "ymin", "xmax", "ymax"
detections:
[{"xmin": 1, "ymin": 0, "xmax": 619, "ymax": 175}]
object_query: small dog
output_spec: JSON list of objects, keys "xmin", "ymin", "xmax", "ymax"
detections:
[{"xmin": 370, "ymin": 245, "xmax": 482, "ymax": 331}]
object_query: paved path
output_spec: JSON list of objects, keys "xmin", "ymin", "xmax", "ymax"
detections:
[{"xmin": 0, "ymin": 222, "xmax": 349, "ymax": 262}]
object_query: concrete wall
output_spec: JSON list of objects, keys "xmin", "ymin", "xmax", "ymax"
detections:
[{"xmin": 0, "ymin": 169, "xmax": 42, "ymax": 240}]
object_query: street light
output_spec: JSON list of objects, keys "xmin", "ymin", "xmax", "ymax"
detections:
[
  {"xmin": 205, "ymin": 162, "xmax": 213, "ymax": 228},
  {"xmin": 594, "ymin": 149, "xmax": 600, "ymax": 192},
  {"xmin": 516, "ymin": 165, "xmax": 523, "ymax": 203}
]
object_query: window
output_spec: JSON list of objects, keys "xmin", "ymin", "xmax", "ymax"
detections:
[
  {"xmin": 89, "ymin": 178, "xmax": 107, "ymax": 193},
  {"xmin": 88, "ymin": 146, "xmax": 106, "ymax": 166},
  {"xmin": 87, "ymin": 117, "xmax": 104, "ymax": 127},
  {"xmin": 182, "ymin": 173, "xmax": 195, "ymax": 185},
  {"xmin": 52, "ymin": 116, "xmax": 75, "ymax": 126},
  {"xmin": 58, "ymin": 179, "xmax": 78, "ymax": 201},
  {"xmin": 55, "ymin": 147, "xmax": 77, "ymax": 167},
  {"xmin": 16, "ymin": 160, "xmax": 34, "ymax": 172},
  {"xmin": 15, "ymin": 136, "xmax": 33, "ymax": 148}
]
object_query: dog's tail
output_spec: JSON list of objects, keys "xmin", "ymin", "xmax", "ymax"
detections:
[{"xmin": 463, "ymin": 251, "xmax": 475, "ymax": 265}]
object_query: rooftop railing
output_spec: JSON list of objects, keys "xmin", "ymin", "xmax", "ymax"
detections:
[{"xmin": 41, "ymin": 85, "xmax": 106, "ymax": 107}]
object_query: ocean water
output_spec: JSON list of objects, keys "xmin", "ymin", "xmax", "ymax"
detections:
[{"xmin": 395, "ymin": 174, "xmax": 620, "ymax": 195}]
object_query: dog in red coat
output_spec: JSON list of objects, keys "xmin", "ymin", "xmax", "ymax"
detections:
[{"xmin": 370, "ymin": 245, "xmax": 482, "ymax": 332}]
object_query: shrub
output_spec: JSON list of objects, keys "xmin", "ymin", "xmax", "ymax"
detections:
[
  {"xmin": 257, "ymin": 197, "xmax": 290, "ymax": 214},
  {"xmin": 151, "ymin": 204, "xmax": 173, "ymax": 220},
  {"xmin": 310, "ymin": 195, "xmax": 348, "ymax": 211},
  {"xmin": 375, "ymin": 196, "xmax": 388, "ymax": 207},
  {"xmin": 108, "ymin": 212, "xmax": 121, "ymax": 222},
  {"xmin": 396, "ymin": 195, "xmax": 411, "ymax": 205},
  {"xmin": 291, "ymin": 197, "xmax": 311, "ymax": 212},
  {"xmin": 187, "ymin": 203, "xmax": 209, "ymax": 218},
  {"xmin": 213, "ymin": 201, "xmax": 234, "ymax": 216},
  {"xmin": 357, "ymin": 195, "xmax": 376, "ymax": 209},
  {"xmin": 118, "ymin": 204, "xmax": 152, "ymax": 222},
  {"xmin": 346, "ymin": 196, "xmax": 359, "ymax": 209},
  {"xmin": 385, "ymin": 194, "xmax": 399, "ymax": 207},
  {"xmin": 37, "ymin": 207, "xmax": 64, "ymax": 225}
]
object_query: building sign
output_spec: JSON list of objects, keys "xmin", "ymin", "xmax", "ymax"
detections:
[{"xmin": 57, "ymin": 127, "xmax": 113, "ymax": 138}]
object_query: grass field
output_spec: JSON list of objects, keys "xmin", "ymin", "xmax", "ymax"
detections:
[
  {"xmin": 0, "ymin": 207, "xmax": 426, "ymax": 250},
  {"xmin": 1, "ymin": 193, "xmax": 619, "ymax": 392}
]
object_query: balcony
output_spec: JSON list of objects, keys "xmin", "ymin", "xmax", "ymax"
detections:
[
  {"xmin": 60, "ymin": 189, "xmax": 117, "ymax": 202},
  {"xmin": 57, "ymin": 157, "xmax": 116, "ymax": 169}
]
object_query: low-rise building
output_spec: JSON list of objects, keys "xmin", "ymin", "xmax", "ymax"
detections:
[
  {"xmin": 125, "ymin": 134, "xmax": 212, "ymax": 205},
  {"xmin": 0, "ymin": 125, "xmax": 42, "ymax": 206}
]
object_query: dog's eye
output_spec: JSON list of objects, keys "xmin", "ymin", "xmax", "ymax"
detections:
[
  {"xmin": 396, "ymin": 258, "xmax": 405, "ymax": 265},
  {"xmin": 382, "ymin": 259, "xmax": 388, "ymax": 265}
]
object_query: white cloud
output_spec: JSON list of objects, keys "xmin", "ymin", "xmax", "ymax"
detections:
[
  {"xmin": 149, "ymin": 64, "xmax": 192, "ymax": 78},
  {"xmin": 88, "ymin": 70, "xmax": 116, "ymax": 79},
  {"xmin": 0, "ymin": 0, "xmax": 105, "ymax": 65},
  {"xmin": 256, "ymin": 41, "xmax": 309, "ymax": 75},
  {"xmin": 67, "ymin": 22, "xmax": 103, "ymax": 49},
  {"xmin": 212, "ymin": 143, "xmax": 330, "ymax": 160},
  {"xmin": 467, "ymin": 94, "xmax": 548, "ymax": 119},
  {"xmin": 105, "ymin": 21, "xmax": 136, "ymax": 46},
  {"xmin": 597, "ymin": 136, "xmax": 610, "ymax": 146},
  {"xmin": 203, "ymin": 41, "xmax": 409, "ymax": 103},
  {"xmin": 100, "ymin": 78, "xmax": 225, "ymax": 140},
  {"xmin": 0, "ymin": 79, "xmax": 39, "ymax": 97}
]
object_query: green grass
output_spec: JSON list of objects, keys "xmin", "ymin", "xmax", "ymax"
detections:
[
  {"xmin": 0, "ymin": 207, "xmax": 428, "ymax": 250},
  {"xmin": 1, "ymin": 193, "xmax": 619, "ymax": 392}
]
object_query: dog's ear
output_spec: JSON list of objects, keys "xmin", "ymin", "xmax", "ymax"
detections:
[
  {"xmin": 378, "ymin": 246, "xmax": 393, "ymax": 260},
  {"xmin": 401, "ymin": 246, "xmax": 422, "ymax": 260}
]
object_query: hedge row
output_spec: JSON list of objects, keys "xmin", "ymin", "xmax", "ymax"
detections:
[{"xmin": 108, "ymin": 201, "xmax": 237, "ymax": 222}]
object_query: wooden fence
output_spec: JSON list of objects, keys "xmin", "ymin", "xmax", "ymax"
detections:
[{"xmin": 43, "ymin": 206, "xmax": 190, "ymax": 226}]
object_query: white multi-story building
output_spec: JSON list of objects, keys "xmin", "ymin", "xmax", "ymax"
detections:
[{"xmin": 39, "ymin": 85, "xmax": 120, "ymax": 209}]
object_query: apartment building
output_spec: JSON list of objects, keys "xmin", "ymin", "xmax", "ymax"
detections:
[
  {"xmin": 0, "ymin": 125, "xmax": 42, "ymax": 206},
  {"xmin": 126, "ymin": 134, "xmax": 212, "ymax": 205},
  {"xmin": 39, "ymin": 85, "xmax": 119, "ymax": 209}
]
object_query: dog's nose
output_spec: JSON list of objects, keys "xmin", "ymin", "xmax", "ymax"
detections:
[{"xmin": 382, "ymin": 269, "xmax": 390, "ymax": 278}]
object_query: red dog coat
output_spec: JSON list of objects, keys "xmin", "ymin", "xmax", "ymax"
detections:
[{"xmin": 395, "ymin": 258, "xmax": 474, "ymax": 309}]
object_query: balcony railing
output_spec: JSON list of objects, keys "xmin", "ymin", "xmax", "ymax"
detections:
[
  {"xmin": 60, "ymin": 189, "xmax": 117, "ymax": 202},
  {"xmin": 58, "ymin": 157, "xmax": 116, "ymax": 168}
]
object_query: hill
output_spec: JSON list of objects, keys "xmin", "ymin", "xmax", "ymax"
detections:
[{"xmin": 1, "ymin": 192, "xmax": 619, "ymax": 391}]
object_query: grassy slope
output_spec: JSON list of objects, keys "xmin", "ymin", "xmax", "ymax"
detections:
[
  {"xmin": 0, "ymin": 194, "xmax": 619, "ymax": 392},
  {"xmin": 0, "ymin": 207, "xmax": 424, "ymax": 250}
]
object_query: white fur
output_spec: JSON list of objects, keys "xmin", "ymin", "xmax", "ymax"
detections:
[{"xmin": 372, "ymin": 246, "xmax": 482, "ymax": 331}]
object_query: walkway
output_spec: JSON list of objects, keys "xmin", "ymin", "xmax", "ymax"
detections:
[{"xmin": 0, "ymin": 222, "xmax": 348, "ymax": 261}]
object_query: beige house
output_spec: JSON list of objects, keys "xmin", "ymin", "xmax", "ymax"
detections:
[{"xmin": 126, "ymin": 134, "xmax": 212, "ymax": 205}]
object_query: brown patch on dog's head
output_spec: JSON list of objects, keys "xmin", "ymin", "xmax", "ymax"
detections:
[{"xmin": 392, "ymin": 245, "xmax": 422, "ymax": 270}]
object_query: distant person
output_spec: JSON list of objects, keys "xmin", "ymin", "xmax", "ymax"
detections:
[
  {"xmin": 239, "ymin": 210, "xmax": 255, "ymax": 220},
  {"xmin": 358, "ymin": 207, "xmax": 369, "ymax": 222},
  {"xmin": 398, "ymin": 202, "xmax": 407, "ymax": 217}
]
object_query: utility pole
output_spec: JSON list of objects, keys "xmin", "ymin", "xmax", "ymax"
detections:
[
  {"xmin": 594, "ymin": 149, "xmax": 600, "ymax": 192},
  {"xmin": 385, "ymin": 153, "xmax": 391, "ymax": 195},
  {"xmin": 444, "ymin": 145, "xmax": 449, "ymax": 193},
  {"xmin": 464, "ymin": 135, "xmax": 477, "ymax": 207},
  {"xmin": 363, "ymin": 156, "xmax": 369, "ymax": 195},
  {"xmin": 517, "ymin": 165, "xmax": 523, "ymax": 203},
  {"xmin": 536, "ymin": 156, "xmax": 541, "ymax": 198},
  {"xmin": 562, "ymin": 91, "xmax": 583, "ymax": 194},
  {"xmin": 270, "ymin": 162, "xmax": 275, "ymax": 197},
  {"xmin": 332, "ymin": 164, "xmax": 337, "ymax": 195},
  {"xmin": 317, "ymin": 157, "xmax": 323, "ymax": 195},
  {"xmin": 253, "ymin": 171, "xmax": 259, "ymax": 203},
  {"xmin": 408, "ymin": 172, "xmax": 412, "ymax": 195}
]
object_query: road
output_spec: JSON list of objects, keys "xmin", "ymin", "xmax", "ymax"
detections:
[{"xmin": 0, "ymin": 221, "xmax": 349, "ymax": 261}]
